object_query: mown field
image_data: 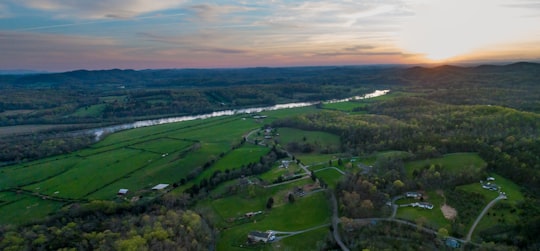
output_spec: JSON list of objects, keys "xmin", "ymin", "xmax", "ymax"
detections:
[
  {"xmin": 0, "ymin": 106, "xmax": 329, "ymax": 226},
  {"xmin": 405, "ymin": 152, "xmax": 487, "ymax": 178},
  {"xmin": 208, "ymin": 185, "xmax": 332, "ymax": 251}
]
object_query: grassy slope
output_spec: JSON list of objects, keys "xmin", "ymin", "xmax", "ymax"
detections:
[{"xmin": 405, "ymin": 152, "xmax": 486, "ymax": 178}]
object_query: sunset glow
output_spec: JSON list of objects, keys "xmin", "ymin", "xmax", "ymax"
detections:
[{"xmin": 1, "ymin": 0, "xmax": 539, "ymax": 71}]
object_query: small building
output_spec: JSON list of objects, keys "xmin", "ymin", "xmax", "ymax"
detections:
[
  {"xmin": 405, "ymin": 191, "xmax": 422, "ymax": 198},
  {"xmin": 152, "ymin": 184, "xmax": 169, "ymax": 190},
  {"xmin": 482, "ymin": 182, "xmax": 499, "ymax": 191},
  {"xmin": 248, "ymin": 231, "xmax": 275, "ymax": 243},
  {"xmin": 117, "ymin": 189, "xmax": 128, "ymax": 195},
  {"xmin": 445, "ymin": 238, "xmax": 461, "ymax": 248},
  {"xmin": 487, "ymin": 177, "xmax": 495, "ymax": 181},
  {"xmin": 417, "ymin": 202, "xmax": 434, "ymax": 209}
]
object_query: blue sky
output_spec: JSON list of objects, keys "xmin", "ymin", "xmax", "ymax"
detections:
[{"xmin": 1, "ymin": 0, "xmax": 540, "ymax": 71}]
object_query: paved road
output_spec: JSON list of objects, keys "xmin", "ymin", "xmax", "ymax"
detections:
[
  {"xmin": 330, "ymin": 192, "xmax": 350, "ymax": 251},
  {"xmin": 389, "ymin": 195, "xmax": 403, "ymax": 219},
  {"xmin": 466, "ymin": 193, "xmax": 507, "ymax": 242}
]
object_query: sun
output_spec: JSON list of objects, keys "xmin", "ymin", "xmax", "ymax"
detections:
[{"xmin": 397, "ymin": 0, "xmax": 532, "ymax": 63}]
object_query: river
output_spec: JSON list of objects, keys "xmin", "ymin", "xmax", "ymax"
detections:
[{"xmin": 89, "ymin": 89, "xmax": 390, "ymax": 140}]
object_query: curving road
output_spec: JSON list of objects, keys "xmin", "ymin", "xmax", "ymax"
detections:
[
  {"xmin": 465, "ymin": 193, "xmax": 507, "ymax": 242},
  {"xmin": 330, "ymin": 192, "xmax": 350, "ymax": 251}
]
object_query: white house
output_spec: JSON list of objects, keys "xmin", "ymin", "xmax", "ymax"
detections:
[
  {"xmin": 117, "ymin": 189, "xmax": 128, "ymax": 195},
  {"xmin": 248, "ymin": 231, "xmax": 275, "ymax": 243},
  {"xmin": 405, "ymin": 192, "xmax": 422, "ymax": 198},
  {"xmin": 152, "ymin": 184, "xmax": 169, "ymax": 190}
]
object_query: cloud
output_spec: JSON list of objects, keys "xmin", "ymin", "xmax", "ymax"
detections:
[
  {"xmin": 16, "ymin": 0, "xmax": 187, "ymax": 19},
  {"xmin": 136, "ymin": 32, "xmax": 251, "ymax": 55},
  {"xmin": 187, "ymin": 3, "xmax": 256, "ymax": 22},
  {"xmin": 0, "ymin": 31, "xmax": 126, "ymax": 70},
  {"xmin": 0, "ymin": 4, "xmax": 11, "ymax": 18}
]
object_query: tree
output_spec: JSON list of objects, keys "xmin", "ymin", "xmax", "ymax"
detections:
[
  {"xmin": 288, "ymin": 193, "xmax": 295, "ymax": 203},
  {"xmin": 438, "ymin": 227, "xmax": 449, "ymax": 238},
  {"xmin": 266, "ymin": 197, "xmax": 274, "ymax": 209}
]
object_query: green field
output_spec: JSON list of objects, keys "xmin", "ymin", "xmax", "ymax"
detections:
[
  {"xmin": 71, "ymin": 104, "xmax": 106, "ymax": 117},
  {"xmin": 458, "ymin": 173, "xmax": 524, "ymax": 238},
  {"xmin": 0, "ymin": 192, "xmax": 65, "ymax": 225},
  {"xmin": 205, "ymin": 145, "xmax": 269, "ymax": 173},
  {"xmin": 276, "ymin": 127, "xmax": 340, "ymax": 147},
  {"xmin": 322, "ymin": 101, "xmax": 367, "ymax": 112},
  {"xmin": 314, "ymin": 168, "xmax": 345, "ymax": 189},
  {"xmin": 214, "ymin": 191, "xmax": 331, "ymax": 251},
  {"xmin": 395, "ymin": 190, "xmax": 448, "ymax": 230},
  {"xmin": 2, "ymin": 105, "xmax": 338, "ymax": 224},
  {"xmin": 258, "ymin": 161, "xmax": 303, "ymax": 183},
  {"xmin": 405, "ymin": 152, "xmax": 486, "ymax": 178}
]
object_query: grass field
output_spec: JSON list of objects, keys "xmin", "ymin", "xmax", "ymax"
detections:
[
  {"xmin": 2, "ymin": 113, "xmax": 268, "ymax": 220},
  {"xmin": 71, "ymin": 104, "xmax": 106, "ymax": 117},
  {"xmin": 0, "ymin": 192, "xmax": 65, "ymax": 225},
  {"xmin": 314, "ymin": 168, "xmax": 345, "ymax": 189},
  {"xmin": 258, "ymin": 161, "xmax": 303, "ymax": 183},
  {"xmin": 395, "ymin": 190, "xmax": 449, "ymax": 230},
  {"xmin": 405, "ymin": 152, "xmax": 486, "ymax": 178},
  {"xmin": 458, "ymin": 173, "xmax": 524, "ymax": 238},
  {"xmin": 215, "ymin": 191, "xmax": 331, "ymax": 251},
  {"xmin": 276, "ymin": 127, "xmax": 340, "ymax": 148},
  {"xmin": 322, "ymin": 101, "xmax": 367, "ymax": 112}
]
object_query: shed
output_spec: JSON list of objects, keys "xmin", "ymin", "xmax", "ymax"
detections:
[
  {"xmin": 152, "ymin": 184, "xmax": 169, "ymax": 190},
  {"xmin": 118, "ymin": 189, "xmax": 129, "ymax": 195}
]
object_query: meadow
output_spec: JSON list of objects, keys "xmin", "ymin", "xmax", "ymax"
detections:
[
  {"xmin": 0, "ymin": 106, "xmax": 328, "ymax": 223},
  {"xmin": 404, "ymin": 152, "xmax": 487, "ymax": 178}
]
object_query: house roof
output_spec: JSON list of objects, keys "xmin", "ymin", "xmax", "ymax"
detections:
[
  {"xmin": 249, "ymin": 231, "xmax": 271, "ymax": 238},
  {"xmin": 118, "ymin": 189, "xmax": 128, "ymax": 194},
  {"xmin": 445, "ymin": 238, "xmax": 461, "ymax": 248},
  {"xmin": 152, "ymin": 184, "xmax": 169, "ymax": 190}
]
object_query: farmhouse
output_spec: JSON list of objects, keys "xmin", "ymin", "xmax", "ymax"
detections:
[
  {"xmin": 481, "ymin": 182, "xmax": 499, "ymax": 191},
  {"xmin": 152, "ymin": 184, "xmax": 169, "ymax": 190},
  {"xmin": 248, "ymin": 231, "xmax": 275, "ymax": 243},
  {"xmin": 245, "ymin": 211, "xmax": 262, "ymax": 218},
  {"xmin": 117, "ymin": 189, "xmax": 128, "ymax": 195},
  {"xmin": 417, "ymin": 202, "xmax": 434, "ymax": 209},
  {"xmin": 409, "ymin": 202, "xmax": 434, "ymax": 209},
  {"xmin": 405, "ymin": 191, "xmax": 422, "ymax": 198}
]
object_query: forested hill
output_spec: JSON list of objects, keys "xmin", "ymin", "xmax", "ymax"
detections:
[{"xmin": 0, "ymin": 65, "xmax": 400, "ymax": 89}]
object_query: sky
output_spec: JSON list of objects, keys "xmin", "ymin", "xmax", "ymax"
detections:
[{"xmin": 1, "ymin": 0, "xmax": 540, "ymax": 71}]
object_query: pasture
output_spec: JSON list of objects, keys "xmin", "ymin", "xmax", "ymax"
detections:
[
  {"xmin": 395, "ymin": 190, "xmax": 448, "ymax": 230},
  {"xmin": 276, "ymin": 127, "xmax": 340, "ymax": 147},
  {"xmin": 1, "ymin": 106, "xmax": 329, "ymax": 224},
  {"xmin": 405, "ymin": 152, "xmax": 486, "ymax": 178},
  {"xmin": 314, "ymin": 168, "xmax": 345, "ymax": 189},
  {"xmin": 457, "ymin": 173, "xmax": 524, "ymax": 238},
  {"xmin": 322, "ymin": 101, "xmax": 367, "ymax": 112},
  {"xmin": 0, "ymin": 192, "xmax": 65, "ymax": 225},
  {"xmin": 214, "ymin": 191, "xmax": 331, "ymax": 251}
]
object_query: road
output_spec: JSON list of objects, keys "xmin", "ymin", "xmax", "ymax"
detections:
[
  {"xmin": 389, "ymin": 195, "xmax": 403, "ymax": 219},
  {"xmin": 272, "ymin": 224, "xmax": 331, "ymax": 241},
  {"xmin": 330, "ymin": 192, "xmax": 350, "ymax": 251},
  {"xmin": 314, "ymin": 166, "xmax": 346, "ymax": 175},
  {"xmin": 465, "ymin": 193, "xmax": 507, "ymax": 242}
]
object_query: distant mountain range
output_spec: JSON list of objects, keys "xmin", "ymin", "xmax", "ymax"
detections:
[{"xmin": 1, "ymin": 62, "xmax": 538, "ymax": 90}]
